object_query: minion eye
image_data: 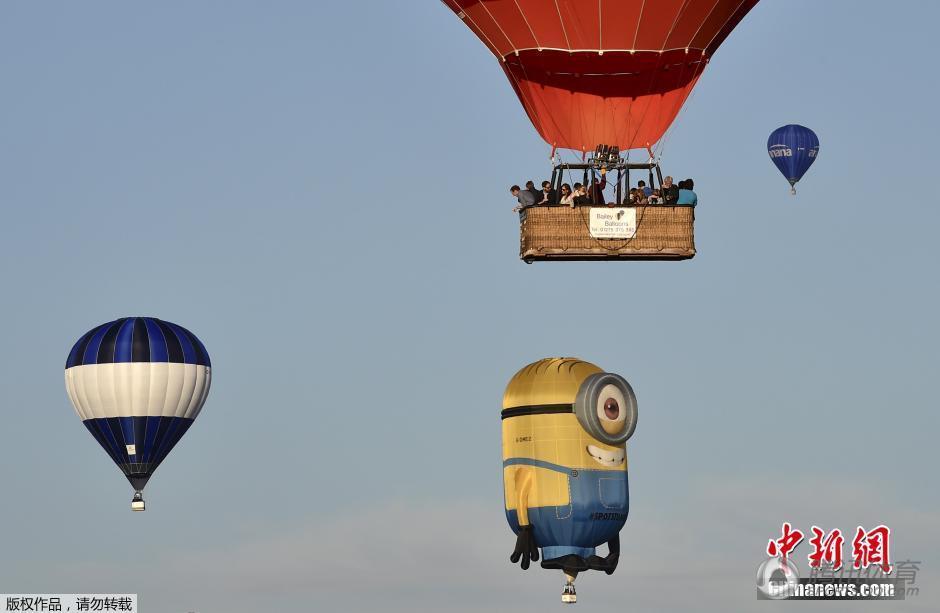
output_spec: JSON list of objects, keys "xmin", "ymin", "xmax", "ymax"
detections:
[
  {"xmin": 575, "ymin": 372, "xmax": 638, "ymax": 444},
  {"xmin": 596, "ymin": 384, "xmax": 627, "ymax": 433}
]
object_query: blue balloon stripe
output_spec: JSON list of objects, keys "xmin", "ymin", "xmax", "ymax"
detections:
[
  {"xmin": 82, "ymin": 420, "xmax": 121, "ymax": 466},
  {"xmin": 141, "ymin": 417, "xmax": 160, "ymax": 464},
  {"xmin": 96, "ymin": 319, "xmax": 123, "ymax": 363},
  {"xmin": 118, "ymin": 417, "xmax": 135, "ymax": 454},
  {"xmin": 148, "ymin": 417, "xmax": 175, "ymax": 463},
  {"xmin": 181, "ymin": 327, "xmax": 211, "ymax": 368},
  {"xmin": 94, "ymin": 419, "xmax": 125, "ymax": 466},
  {"xmin": 164, "ymin": 321, "xmax": 197, "ymax": 365},
  {"xmin": 143, "ymin": 318, "xmax": 169, "ymax": 363},
  {"xmin": 82, "ymin": 321, "xmax": 116, "ymax": 365},
  {"xmin": 66, "ymin": 317, "xmax": 210, "ymax": 367},
  {"xmin": 83, "ymin": 416, "xmax": 193, "ymax": 477},
  {"xmin": 149, "ymin": 418, "xmax": 193, "ymax": 470},
  {"xmin": 66, "ymin": 328, "xmax": 96, "ymax": 369},
  {"xmin": 131, "ymin": 318, "xmax": 151, "ymax": 362},
  {"xmin": 112, "ymin": 319, "xmax": 136, "ymax": 363},
  {"xmin": 154, "ymin": 319, "xmax": 185, "ymax": 363},
  {"xmin": 132, "ymin": 417, "xmax": 147, "ymax": 457}
]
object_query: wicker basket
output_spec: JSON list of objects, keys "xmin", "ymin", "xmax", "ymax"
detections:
[{"xmin": 520, "ymin": 205, "xmax": 695, "ymax": 262}]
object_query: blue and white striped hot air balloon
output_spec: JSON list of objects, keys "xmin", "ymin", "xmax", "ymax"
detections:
[{"xmin": 64, "ymin": 317, "xmax": 211, "ymax": 511}]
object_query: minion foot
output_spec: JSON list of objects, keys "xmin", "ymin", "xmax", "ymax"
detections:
[
  {"xmin": 541, "ymin": 554, "xmax": 588, "ymax": 574},
  {"xmin": 587, "ymin": 552, "xmax": 619, "ymax": 574}
]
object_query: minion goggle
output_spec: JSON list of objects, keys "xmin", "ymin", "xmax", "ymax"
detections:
[{"xmin": 501, "ymin": 373, "xmax": 638, "ymax": 445}]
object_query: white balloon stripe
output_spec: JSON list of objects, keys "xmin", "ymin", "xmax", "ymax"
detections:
[
  {"xmin": 174, "ymin": 363, "xmax": 198, "ymax": 419},
  {"xmin": 64, "ymin": 363, "xmax": 211, "ymax": 419}
]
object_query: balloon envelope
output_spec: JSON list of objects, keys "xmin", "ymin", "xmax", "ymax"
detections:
[
  {"xmin": 444, "ymin": 0, "xmax": 760, "ymax": 151},
  {"xmin": 502, "ymin": 358, "xmax": 635, "ymax": 584},
  {"xmin": 767, "ymin": 124, "xmax": 819, "ymax": 191},
  {"xmin": 64, "ymin": 317, "xmax": 211, "ymax": 492}
]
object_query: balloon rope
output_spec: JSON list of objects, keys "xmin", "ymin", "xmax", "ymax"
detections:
[
  {"xmin": 656, "ymin": 79, "xmax": 700, "ymax": 161},
  {"xmin": 552, "ymin": 0, "xmax": 572, "ymax": 50},
  {"xmin": 652, "ymin": 52, "xmax": 699, "ymax": 161},
  {"xmin": 443, "ymin": 1, "xmax": 501, "ymax": 58},
  {"xmin": 625, "ymin": 0, "xmax": 692, "ymax": 150},
  {"xmin": 451, "ymin": 1, "xmax": 561, "ymax": 145},
  {"xmin": 510, "ymin": 57, "xmax": 568, "ymax": 151}
]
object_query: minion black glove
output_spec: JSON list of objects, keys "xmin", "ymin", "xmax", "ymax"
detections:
[{"xmin": 510, "ymin": 525, "xmax": 540, "ymax": 570}]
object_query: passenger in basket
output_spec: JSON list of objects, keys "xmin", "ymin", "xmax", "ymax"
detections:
[
  {"xmin": 662, "ymin": 176, "xmax": 680, "ymax": 205},
  {"xmin": 589, "ymin": 168, "xmax": 607, "ymax": 205},
  {"xmin": 525, "ymin": 180, "xmax": 541, "ymax": 204},
  {"xmin": 573, "ymin": 183, "xmax": 590, "ymax": 205},
  {"xmin": 634, "ymin": 188, "xmax": 648, "ymax": 205},
  {"xmin": 539, "ymin": 180, "xmax": 557, "ymax": 205},
  {"xmin": 647, "ymin": 189, "xmax": 663, "ymax": 205},
  {"xmin": 624, "ymin": 188, "xmax": 638, "ymax": 204},
  {"xmin": 637, "ymin": 180, "xmax": 653, "ymax": 197},
  {"xmin": 677, "ymin": 179, "xmax": 698, "ymax": 206},
  {"xmin": 511, "ymin": 184, "xmax": 536, "ymax": 212},
  {"xmin": 559, "ymin": 183, "xmax": 575, "ymax": 207}
]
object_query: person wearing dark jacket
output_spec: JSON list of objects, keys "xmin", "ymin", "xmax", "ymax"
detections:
[
  {"xmin": 589, "ymin": 168, "xmax": 607, "ymax": 204},
  {"xmin": 538, "ymin": 180, "xmax": 557, "ymax": 204},
  {"xmin": 525, "ymin": 180, "xmax": 541, "ymax": 204},
  {"xmin": 661, "ymin": 175, "xmax": 679, "ymax": 205},
  {"xmin": 572, "ymin": 183, "xmax": 590, "ymax": 205}
]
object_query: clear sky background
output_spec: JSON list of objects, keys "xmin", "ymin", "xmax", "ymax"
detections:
[{"xmin": 1, "ymin": 1, "xmax": 938, "ymax": 611}]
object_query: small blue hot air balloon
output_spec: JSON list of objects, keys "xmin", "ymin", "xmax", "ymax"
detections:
[
  {"xmin": 767, "ymin": 124, "xmax": 819, "ymax": 194},
  {"xmin": 64, "ymin": 317, "xmax": 211, "ymax": 511}
]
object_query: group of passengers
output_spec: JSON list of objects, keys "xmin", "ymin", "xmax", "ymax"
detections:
[
  {"xmin": 625, "ymin": 177, "xmax": 697, "ymax": 206},
  {"xmin": 510, "ymin": 172, "xmax": 697, "ymax": 211}
]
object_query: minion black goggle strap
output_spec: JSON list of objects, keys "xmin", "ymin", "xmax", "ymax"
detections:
[
  {"xmin": 501, "ymin": 372, "xmax": 638, "ymax": 445},
  {"xmin": 500, "ymin": 404, "xmax": 573, "ymax": 419}
]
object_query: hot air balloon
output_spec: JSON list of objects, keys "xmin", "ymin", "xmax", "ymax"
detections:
[
  {"xmin": 502, "ymin": 358, "xmax": 638, "ymax": 603},
  {"xmin": 442, "ymin": 0, "xmax": 759, "ymax": 261},
  {"xmin": 64, "ymin": 317, "xmax": 211, "ymax": 511},
  {"xmin": 767, "ymin": 124, "xmax": 819, "ymax": 194}
]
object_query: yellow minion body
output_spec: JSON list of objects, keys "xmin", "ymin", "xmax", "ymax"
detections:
[
  {"xmin": 503, "ymin": 412, "xmax": 627, "ymax": 512},
  {"xmin": 501, "ymin": 358, "xmax": 637, "ymax": 575}
]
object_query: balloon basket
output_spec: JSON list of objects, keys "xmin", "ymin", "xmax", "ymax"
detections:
[
  {"xmin": 561, "ymin": 581, "xmax": 577, "ymax": 604},
  {"xmin": 131, "ymin": 491, "xmax": 146, "ymax": 512},
  {"xmin": 519, "ymin": 204, "xmax": 695, "ymax": 262}
]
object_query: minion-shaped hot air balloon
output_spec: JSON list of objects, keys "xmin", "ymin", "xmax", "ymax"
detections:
[{"xmin": 503, "ymin": 358, "xmax": 637, "ymax": 603}]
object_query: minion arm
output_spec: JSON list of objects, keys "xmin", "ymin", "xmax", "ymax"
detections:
[
  {"xmin": 515, "ymin": 468, "xmax": 533, "ymax": 525},
  {"xmin": 509, "ymin": 468, "xmax": 539, "ymax": 570}
]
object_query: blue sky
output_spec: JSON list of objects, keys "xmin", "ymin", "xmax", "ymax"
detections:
[{"xmin": 1, "ymin": 1, "xmax": 938, "ymax": 611}]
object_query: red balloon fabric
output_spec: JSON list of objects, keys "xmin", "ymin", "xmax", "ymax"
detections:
[{"xmin": 444, "ymin": 0, "xmax": 759, "ymax": 151}]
